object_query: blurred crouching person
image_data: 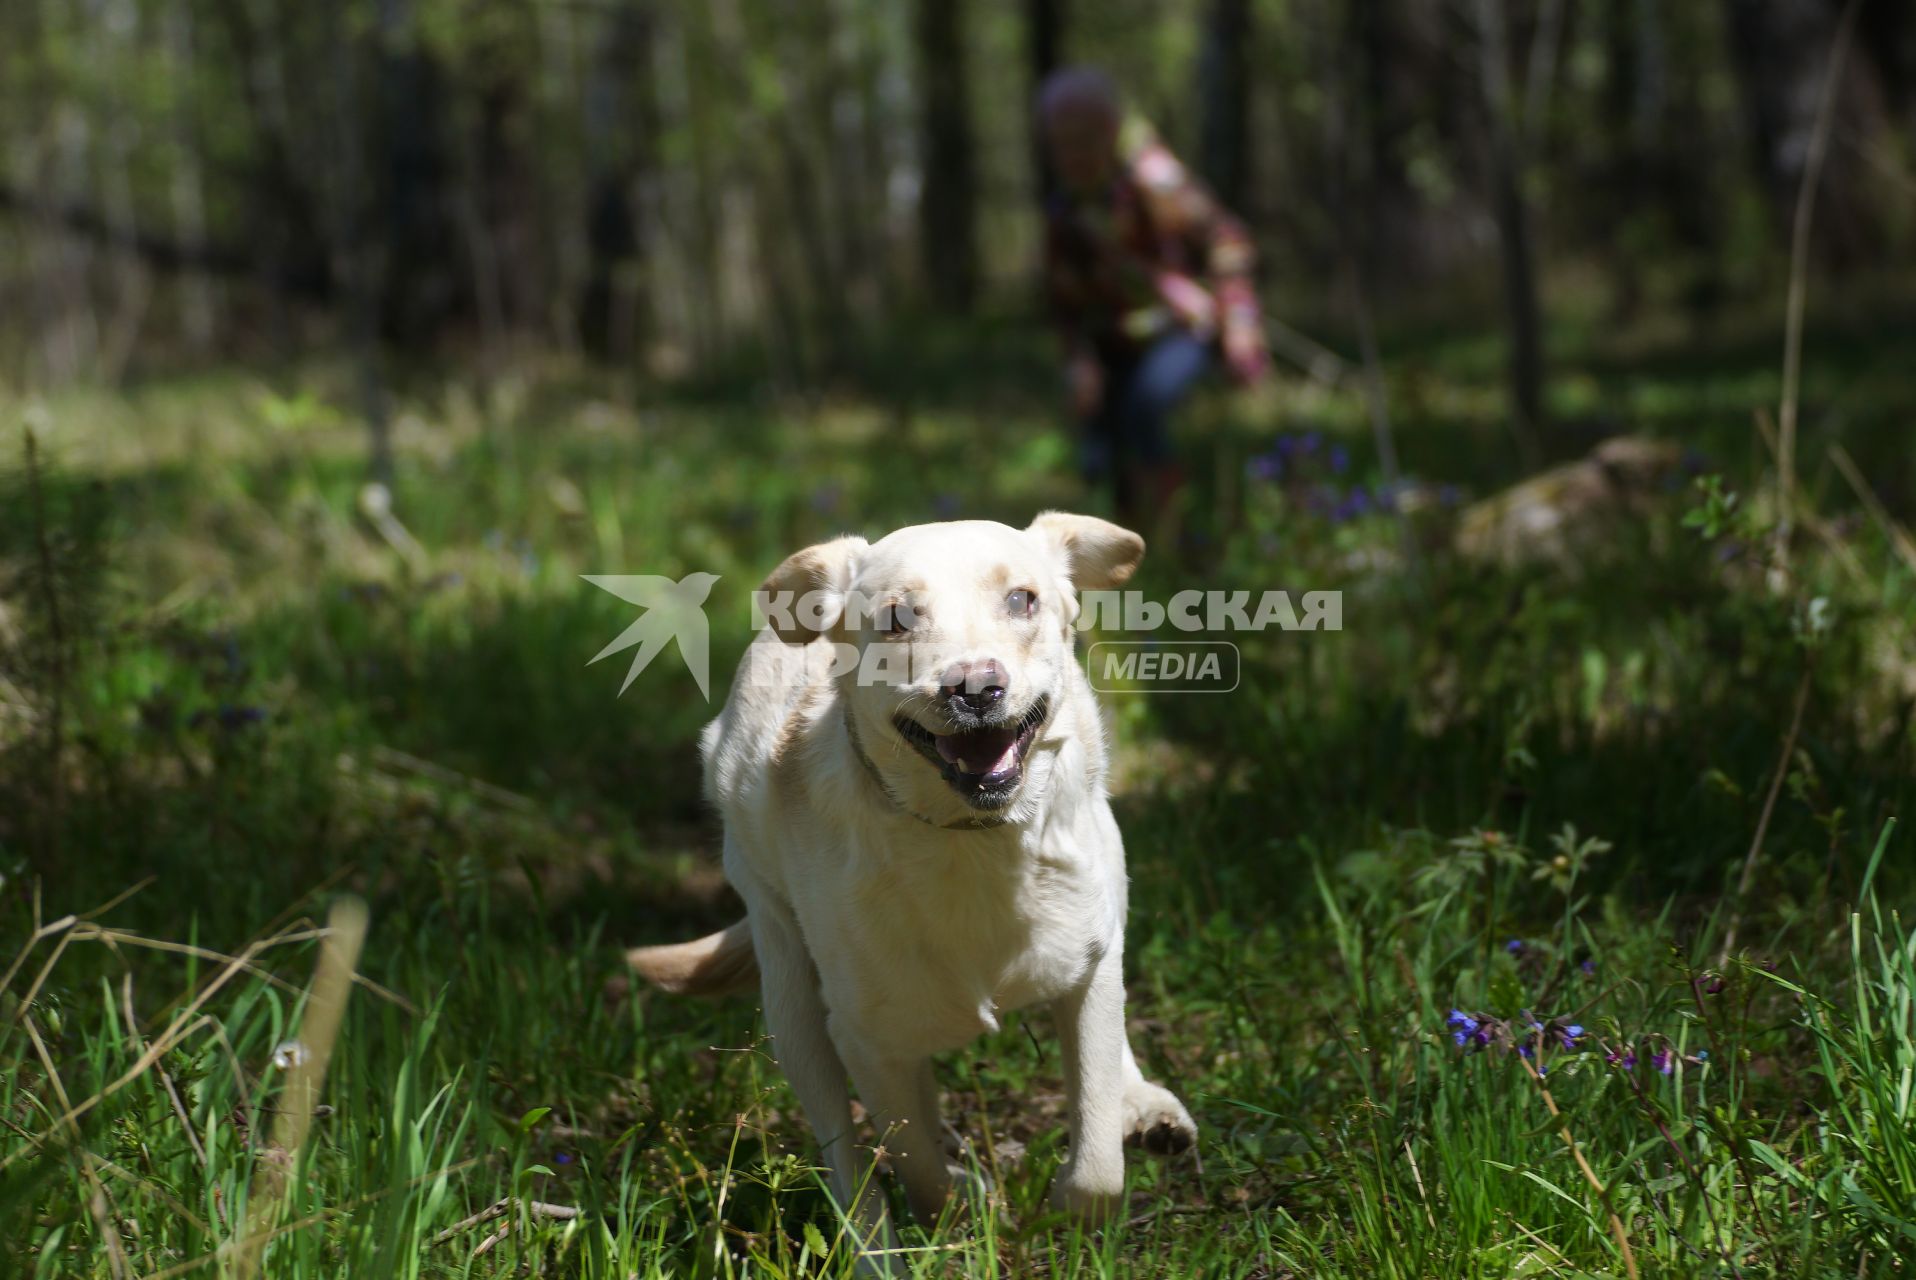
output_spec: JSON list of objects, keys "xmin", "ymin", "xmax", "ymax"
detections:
[{"xmin": 1039, "ymin": 67, "xmax": 1269, "ymax": 533}]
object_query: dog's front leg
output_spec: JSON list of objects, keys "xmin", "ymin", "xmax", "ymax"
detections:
[
  {"xmin": 747, "ymin": 906, "xmax": 896, "ymax": 1265},
  {"xmin": 837, "ymin": 1040, "xmax": 956, "ymax": 1228},
  {"xmin": 1049, "ymin": 951, "xmax": 1128, "ymax": 1224}
]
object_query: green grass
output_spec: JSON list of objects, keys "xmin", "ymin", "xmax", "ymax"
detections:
[{"xmin": 2, "ymin": 312, "xmax": 1914, "ymax": 1277}]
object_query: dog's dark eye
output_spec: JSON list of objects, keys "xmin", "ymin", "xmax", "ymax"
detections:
[
  {"xmin": 1006, "ymin": 589, "xmax": 1037, "ymax": 618},
  {"xmin": 877, "ymin": 601, "xmax": 921, "ymax": 636}
]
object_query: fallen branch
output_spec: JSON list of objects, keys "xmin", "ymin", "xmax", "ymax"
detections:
[{"xmin": 429, "ymin": 1197, "xmax": 581, "ymax": 1246}]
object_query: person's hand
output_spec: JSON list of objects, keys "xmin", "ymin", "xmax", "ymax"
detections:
[
  {"xmin": 1156, "ymin": 272, "xmax": 1217, "ymax": 334},
  {"xmin": 1068, "ymin": 355, "xmax": 1104, "ymax": 418},
  {"xmin": 1222, "ymin": 321, "xmax": 1269, "ymax": 386}
]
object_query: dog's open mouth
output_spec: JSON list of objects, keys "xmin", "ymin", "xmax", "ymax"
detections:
[{"xmin": 894, "ymin": 696, "xmax": 1050, "ymax": 808}]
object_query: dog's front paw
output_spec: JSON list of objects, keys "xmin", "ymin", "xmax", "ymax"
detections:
[
  {"xmin": 1122, "ymin": 1081, "xmax": 1197, "ymax": 1157},
  {"xmin": 1049, "ymin": 1166, "xmax": 1125, "ymax": 1226}
]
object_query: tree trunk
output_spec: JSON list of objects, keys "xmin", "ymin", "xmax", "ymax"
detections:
[
  {"xmin": 1026, "ymin": 0, "xmax": 1066, "ymax": 200},
  {"xmin": 374, "ymin": 0, "xmax": 462, "ymax": 347},
  {"xmin": 914, "ymin": 0, "xmax": 978, "ymax": 312},
  {"xmin": 1474, "ymin": 0, "xmax": 1544, "ymax": 466},
  {"xmin": 1198, "ymin": 0, "xmax": 1252, "ymax": 212},
  {"xmin": 581, "ymin": 1, "xmax": 653, "ymax": 359}
]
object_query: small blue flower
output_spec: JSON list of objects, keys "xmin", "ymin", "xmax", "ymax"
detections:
[
  {"xmin": 554, "ymin": 1151, "xmax": 574, "ymax": 1165},
  {"xmin": 1329, "ymin": 444, "xmax": 1351, "ymax": 475},
  {"xmin": 1695, "ymin": 1050, "xmax": 1710, "ymax": 1063},
  {"xmin": 1506, "ymin": 939, "xmax": 1525, "ymax": 954},
  {"xmin": 1518, "ymin": 1044, "xmax": 1535, "ymax": 1060},
  {"xmin": 1560, "ymin": 1024, "xmax": 1585, "ymax": 1050},
  {"xmin": 1329, "ymin": 488, "xmax": 1373, "ymax": 524},
  {"xmin": 1581, "ymin": 959, "xmax": 1597, "ymax": 976},
  {"xmin": 1652, "ymin": 1049, "xmax": 1674, "ymax": 1075}
]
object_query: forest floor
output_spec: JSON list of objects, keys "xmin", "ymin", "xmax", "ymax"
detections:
[{"xmin": 2, "ymin": 307, "xmax": 1915, "ymax": 1277}]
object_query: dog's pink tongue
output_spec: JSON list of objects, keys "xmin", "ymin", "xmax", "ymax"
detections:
[{"xmin": 935, "ymin": 726, "xmax": 1020, "ymax": 775}]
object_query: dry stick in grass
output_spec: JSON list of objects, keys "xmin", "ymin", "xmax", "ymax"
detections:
[
  {"xmin": 1517, "ymin": 1051, "xmax": 1639, "ymax": 1280},
  {"xmin": 1, "ymin": 876, "xmax": 155, "ymax": 1013},
  {"xmin": 428, "ymin": 1197, "xmax": 582, "ymax": 1245},
  {"xmin": 233, "ymin": 896, "xmax": 368, "ymax": 1280},
  {"xmin": 1773, "ymin": 0, "xmax": 1864, "ymax": 578},
  {"xmin": 1720, "ymin": 669, "xmax": 1813, "ymax": 966},
  {"xmin": 78, "ymin": 924, "xmax": 415, "ymax": 1014},
  {"xmin": 0, "ymin": 922, "xmax": 374, "ymax": 1174}
]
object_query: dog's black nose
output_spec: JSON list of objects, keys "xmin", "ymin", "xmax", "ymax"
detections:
[{"xmin": 939, "ymin": 660, "xmax": 1007, "ymax": 715}]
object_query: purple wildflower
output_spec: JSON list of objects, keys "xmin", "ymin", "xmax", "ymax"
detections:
[
  {"xmin": 1559, "ymin": 1024, "xmax": 1585, "ymax": 1050},
  {"xmin": 1329, "ymin": 487, "xmax": 1373, "ymax": 523},
  {"xmin": 1247, "ymin": 451, "xmax": 1283, "ymax": 483},
  {"xmin": 1506, "ymin": 939, "xmax": 1525, "ymax": 955},
  {"xmin": 1581, "ymin": 959, "xmax": 1597, "ymax": 976},
  {"xmin": 1651, "ymin": 1048, "xmax": 1674, "ymax": 1075},
  {"xmin": 1329, "ymin": 444, "xmax": 1351, "ymax": 475}
]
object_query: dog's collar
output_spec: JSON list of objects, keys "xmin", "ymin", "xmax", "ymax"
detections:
[{"xmin": 842, "ymin": 704, "xmax": 1015, "ymax": 832}]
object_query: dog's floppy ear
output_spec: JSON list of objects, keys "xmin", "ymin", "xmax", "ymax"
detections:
[
  {"xmin": 758, "ymin": 534, "xmax": 868, "ymax": 643},
  {"xmin": 1028, "ymin": 511, "xmax": 1145, "ymax": 591}
]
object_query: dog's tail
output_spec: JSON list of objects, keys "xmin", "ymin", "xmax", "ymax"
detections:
[{"xmin": 626, "ymin": 919, "xmax": 759, "ymax": 997}]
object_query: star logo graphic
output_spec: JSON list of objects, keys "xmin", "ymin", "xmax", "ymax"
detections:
[{"xmin": 582, "ymin": 572, "xmax": 721, "ymax": 699}]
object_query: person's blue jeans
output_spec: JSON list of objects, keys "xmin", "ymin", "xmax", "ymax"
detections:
[{"xmin": 1081, "ymin": 331, "xmax": 1211, "ymax": 492}]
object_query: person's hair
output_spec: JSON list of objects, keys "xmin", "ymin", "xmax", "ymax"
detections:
[{"xmin": 1036, "ymin": 66, "xmax": 1120, "ymax": 127}]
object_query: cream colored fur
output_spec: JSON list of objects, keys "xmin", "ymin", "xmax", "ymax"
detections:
[{"xmin": 628, "ymin": 513, "xmax": 1195, "ymax": 1270}]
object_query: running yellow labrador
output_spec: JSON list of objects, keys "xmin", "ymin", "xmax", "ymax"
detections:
[{"xmin": 629, "ymin": 514, "xmax": 1194, "ymax": 1266}]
